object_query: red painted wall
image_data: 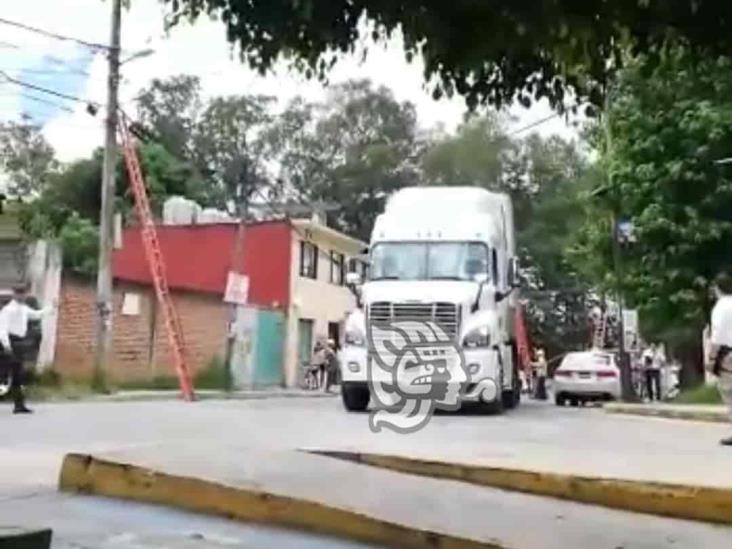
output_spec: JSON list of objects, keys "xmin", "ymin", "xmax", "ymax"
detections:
[{"xmin": 113, "ymin": 221, "xmax": 291, "ymax": 309}]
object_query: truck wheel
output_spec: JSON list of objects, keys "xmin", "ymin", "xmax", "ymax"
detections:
[
  {"xmin": 479, "ymin": 396, "xmax": 504, "ymax": 415},
  {"xmin": 341, "ymin": 383, "xmax": 370, "ymax": 412}
]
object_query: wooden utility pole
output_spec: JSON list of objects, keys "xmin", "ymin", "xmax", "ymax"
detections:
[{"xmin": 92, "ymin": 0, "xmax": 121, "ymax": 390}]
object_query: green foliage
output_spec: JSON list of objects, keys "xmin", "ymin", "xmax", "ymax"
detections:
[
  {"xmin": 275, "ymin": 79, "xmax": 420, "ymax": 241},
  {"xmin": 117, "ymin": 375, "xmax": 180, "ymax": 391},
  {"xmin": 0, "ymin": 120, "xmax": 58, "ymax": 197},
  {"xmin": 577, "ymin": 48, "xmax": 732, "ymax": 343},
  {"xmin": 673, "ymin": 383, "xmax": 723, "ymax": 405},
  {"xmin": 195, "ymin": 355, "xmax": 227, "ymax": 389},
  {"xmin": 136, "ymin": 76, "xmax": 276, "ymax": 209},
  {"xmin": 163, "ymin": 1, "xmax": 732, "ymax": 111},
  {"xmin": 57, "ymin": 214, "xmax": 99, "ymax": 276}
]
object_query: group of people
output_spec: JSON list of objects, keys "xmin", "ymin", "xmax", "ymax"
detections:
[
  {"xmin": 307, "ymin": 339, "xmax": 339, "ymax": 392},
  {"xmin": 0, "ymin": 284, "xmax": 47, "ymax": 415}
]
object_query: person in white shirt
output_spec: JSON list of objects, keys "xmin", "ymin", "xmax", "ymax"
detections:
[
  {"xmin": 0, "ymin": 285, "xmax": 46, "ymax": 414},
  {"xmin": 708, "ymin": 273, "xmax": 732, "ymax": 446}
]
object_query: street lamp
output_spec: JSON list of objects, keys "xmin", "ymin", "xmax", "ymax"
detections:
[{"xmin": 120, "ymin": 48, "xmax": 154, "ymax": 65}]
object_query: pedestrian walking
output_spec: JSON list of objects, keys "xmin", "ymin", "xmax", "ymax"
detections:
[
  {"xmin": 708, "ymin": 272, "xmax": 732, "ymax": 446},
  {"xmin": 643, "ymin": 344, "xmax": 662, "ymax": 401},
  {"xmin": 0, "ymin": 285, "xmax": 47, "ymax": 414}
]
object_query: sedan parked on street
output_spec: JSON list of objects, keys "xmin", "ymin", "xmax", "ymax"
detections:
[{"xmin": 553, "ymin": 351, "xmax": 621, "ymax": 406}]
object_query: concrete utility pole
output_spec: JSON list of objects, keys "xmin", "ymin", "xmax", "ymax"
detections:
[
  {"xmin": 92, "ymin": 0, "xmax": 122, "ymax": 390},
  {"xmin": 224, "ymin": 195, "xmax": 249, "ymax": 391}
]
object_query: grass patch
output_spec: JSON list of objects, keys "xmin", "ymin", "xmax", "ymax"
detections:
[
  {"xmin": 195, "ymin": 355, "xmax": 227, "ymax": 390},
  {"xmin": 673, "ymin": 383, "xmax": 723, "ymax": 405},
  {"xmin": 115, "ymin": 356, "xmax": 228, "ymax": 391},
  {"xmin": 117, "ymin": 375, "xmax": 180, "ymax": 391}
]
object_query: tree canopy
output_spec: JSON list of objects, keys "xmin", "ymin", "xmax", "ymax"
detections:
[
  {"xmin": 163, "ymin": 0, "xmax": 732, "ymax": 110},
  {"xmin": 572, "ymin": 46, "xmax": 732, "ymax": 380}
]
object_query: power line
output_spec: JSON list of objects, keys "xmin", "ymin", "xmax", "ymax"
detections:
[
  {"xmin": 0, "ymin": 70, "xmax": 101, "ymax": 108},
  {"xmin": 14, "ymin": 92, "xmax": 74, "ymax": 113},
  {"xmin": 508, "ymin": 113, "xmax": 561, "ymax": 136},
  {"xmin": 0, "ymin": 68, "xmax": 90, "ymax": 77},
  {"xmin": 0, "ymin": 16, "xmax": 111, "ymax": 52}
]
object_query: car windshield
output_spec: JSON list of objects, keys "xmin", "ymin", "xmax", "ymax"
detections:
[{"xmin": 370, "ymin": 242, "xmax": 490, "ymax": 281}]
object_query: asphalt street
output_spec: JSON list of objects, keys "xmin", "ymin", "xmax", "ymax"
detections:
[{"xmin": 2, "ymin": 396, "xmax": 731, "ymax": 548}]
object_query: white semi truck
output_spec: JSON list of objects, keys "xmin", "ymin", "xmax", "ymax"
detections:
[{"xmin": 340, "ymin": 186, "xmax": 521, "ymax": 414}]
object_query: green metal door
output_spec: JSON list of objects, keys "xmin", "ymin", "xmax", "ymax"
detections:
[{"xmin": 253, "ymin": 310, "xmax": 285, "ymax": 387}]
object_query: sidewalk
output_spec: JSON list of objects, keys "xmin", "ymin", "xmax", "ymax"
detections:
[{"xmin": 604, "ymin": 402, "xmax": 728, "ymax": 423}]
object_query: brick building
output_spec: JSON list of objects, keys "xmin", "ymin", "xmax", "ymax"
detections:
[{"xmin": 54, "ymin": 218, "xmax": 366, "ymax": 387}]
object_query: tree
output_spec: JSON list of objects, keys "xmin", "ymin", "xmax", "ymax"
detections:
[
  {"xmin": 275, "ymin": 80, "xmax": 420, "ymax": 241},
  {"xmin": 0, "ymin": 119, "xmax": 57, "ymax": 196},
  {"xmin": 136, "ymin": 75, "xmax": 203, "ymax": 160},
  {"xmin": 136, "ymin": 76, "xmax": 277, "ymax": 209},
  {"xmin": 163, "ymin": 1, "xmax": 732, "ymax": 110},
  {"xmin": 193, "ymin": 94, "xmax": 275, "ymax": 209},
  {"xmin": 572, "ymin": 47, "xmax": 732, "ymax": 383},
  {"xmin": 421, "ymin": 115, "xmax": 510, "ymax": 189}
]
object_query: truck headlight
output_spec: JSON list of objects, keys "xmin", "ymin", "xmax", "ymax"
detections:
[
  {"xmin": 345, "ymin": 328, "xmax": 366, "ymax": 347},
  {"xmin": 462, "ymin": 326, "xmax": 491, "ymax": 348}
]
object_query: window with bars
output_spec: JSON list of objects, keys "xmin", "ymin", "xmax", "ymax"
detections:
[
  {"xmin": 330, "ymin": 251, "xmax": 345, "ymax": 285},
  {"xmin": 300, "ymin": 241, "xmax": 318, "ymax": 279}
]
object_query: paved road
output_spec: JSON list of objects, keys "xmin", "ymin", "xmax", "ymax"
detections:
[
  {"xmin": 0, "ymin": 491, "xmax": 382, "ymax": 549},
  {"xmin": 2, "ymin": 396, "xmax": 731, "ymax": 548}
]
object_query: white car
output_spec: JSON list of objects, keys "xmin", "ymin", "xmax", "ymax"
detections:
[{"xmin": 553, "ymin": 351, "xmax": 621, "ymax": 406}]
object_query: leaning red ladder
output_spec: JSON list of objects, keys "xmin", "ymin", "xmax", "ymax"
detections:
[{"xmin": 118, "ymin": 120, "xmax": 195, "ymax": 401}]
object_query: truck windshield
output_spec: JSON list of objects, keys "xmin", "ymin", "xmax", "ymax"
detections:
[{"xmin": 370, "ymin": 242, "xmax": 490, "ymax": 281}]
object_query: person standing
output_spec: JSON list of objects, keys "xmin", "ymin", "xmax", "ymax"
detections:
[
  {"xmin": 708, "ymin": 272, "xmax": 732, "ymax": 446},
  {"xmin": 533, "ymin": 348, "xmax": 548, "ymax": 400},
  {"xmin": 0, "ymin": 285, "xmax": 47, "ymax": 414},
  {"xmin": 323, "ymin": 339, "xmax": 339, "ymax": 393},
  {"xmin": 643, "ymin": 344, "xmax": 663, "ymax": 401}
]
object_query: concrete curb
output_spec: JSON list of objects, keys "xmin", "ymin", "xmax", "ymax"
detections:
[
  {"xmin": 33, "ymin": 390, "xmax": 339, "ymax": 404},
  {"xmin": 306, "ymin": 450, "xmax": 732, "ymax": 526},
  {"xmin": 58, "ymin": 453, "xmax": 507, "ymax": 549},
  {"xmin": 93, "ymin": 390, "xmax": 339, "ymax": 403},
  {"xmin": 604, "ymin": 403, "xmax": 727, "ymax": 423}
]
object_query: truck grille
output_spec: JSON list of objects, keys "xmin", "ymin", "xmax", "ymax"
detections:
[{"xmin": 368, "ymin": 302, "xmax": 460, "ymax": 341}]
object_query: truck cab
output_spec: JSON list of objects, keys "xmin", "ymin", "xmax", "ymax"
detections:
[{"xmin": 340, "ymin": 186, "xmax": 521, "ymax": 413}]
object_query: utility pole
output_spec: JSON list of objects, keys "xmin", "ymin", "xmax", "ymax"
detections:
[
  {"xmin": 603, "ymin": 88, "xmax": 637, "ymax": 402},
  {"xmin": 224, "ymin": 189, "xmax": 249, "ymax": 392},
  {"xmin": 92, "ymin": 0, "xmax": 122, "ymax": 391}
]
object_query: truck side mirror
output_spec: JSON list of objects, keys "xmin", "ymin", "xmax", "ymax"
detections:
[
  {"xmin": 345, "ymin": 271, "xmax": 362, "ymax": 287},
  {"xmin": 345, "ymin": 271, "xmax": 363, "ymax": 309}
]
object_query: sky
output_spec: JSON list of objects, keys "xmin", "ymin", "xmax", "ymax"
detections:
[{"xmin": 0, "ymin": 0, "xmax": 582, "ymax": 167}]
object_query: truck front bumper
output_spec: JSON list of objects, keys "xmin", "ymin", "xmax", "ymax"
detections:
[{"xmin": 339, "ymin": 346, "xmax": 501, "ymax": 403}]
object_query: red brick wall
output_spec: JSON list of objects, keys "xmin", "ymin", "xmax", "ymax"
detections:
[{"xmin": 54, "ymin": 277, "xmax": 228, "ymax": 383}]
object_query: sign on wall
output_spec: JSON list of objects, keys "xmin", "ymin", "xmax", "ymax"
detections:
[{"xmin": 224, "ymin": 272, "xmax": 249, "ymax": 305}]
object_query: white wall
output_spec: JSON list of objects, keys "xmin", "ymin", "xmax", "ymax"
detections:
[
  {"xmin": 283, "ymin": 228, "xmax": 362, "ymax": 387},
  {"xmin": 27, "ymin": 240, "xmax": 62, "ymax": 370}
]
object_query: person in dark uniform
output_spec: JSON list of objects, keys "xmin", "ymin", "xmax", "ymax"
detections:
[{"xmin": 0, "ymin": 285, "xmax": 47, "ymax": 414}]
